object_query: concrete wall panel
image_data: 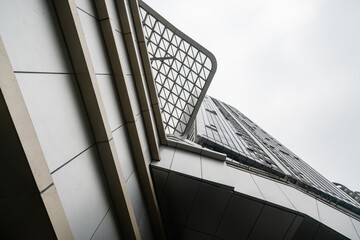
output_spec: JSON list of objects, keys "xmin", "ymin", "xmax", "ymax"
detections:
[
  {"xmin": 126, "ymin": 171, "xmax": 147, "ymax": 226},
  {"xmin": 136, "ymin": 113, "xmax": 149, "ymax": 153},
  {"xmin": 114, "ymin": 32, "xmax": 132, "ymax": 75},
  {"xmin": 77, "ymin": 8, "xmax": 112, "ymax": 74},
  {"xmin": 171, "ymin": 149, "xmax": 201, "ymax": 178},
  {"xmin": 97, "ymin": 74, "xmax": 124, "ymax": 131},
  {"xmin": 125, "ymin": 74, "xmax": 141, "ymax": 116},
  {"xmin": 75, "ymin": 0, "xmax": 97, "ymax": 18},
  {"xmin": 91, "ymin": 207, "xmax": 124, "ymax": 240},
  {"xmin": 17, "ymin": 73, "xmax": 93, "ymax": 172},
  {"xmin": 52, "ymin": 146, "xmax": 112, "ymax": 240},
  {"xmin": 113, "ymin": 125, "xmax": 135, "ymax": 182},
  {"xmin": 317, "ymin": 200, "xmax": 359, "ymax": 240},
  {"xmin": 0, "ymin": 0, "xmax": 72, "ymax": 73},
  {"xmin": 105, "ymin": 0, "xmax": 123, "ymax": 32},
  {"xmin": 251, "ymin": 175, "xmax": 296, "ymax": 211},
  {"xmin": 277, "ymin": 183, "xmax": 320, "ymax": 221}
]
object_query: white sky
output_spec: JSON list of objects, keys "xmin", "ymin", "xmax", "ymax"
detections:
[{"xmin": 144, "ymin": 0, "xmax": 360, "ymax": 191}]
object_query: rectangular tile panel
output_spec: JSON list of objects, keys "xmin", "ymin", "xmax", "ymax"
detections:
[
  {"xmin": 277, "ymin": 183, "xmax": 320, "ymax": 221},
  {"xmin": 252, "ymin": 175, "xmax": 295, "ymax": 211},
  {"xmin": 97, "ymin": 74, "xmax": 124, "ymax": 131},
  {"xmin": 77, "ymin": 8, "xmax": 112, "ymax": 74},
  {"xmin": 91, "ymin": 207, "xmax": 124, "ymax": 240},
  {"xmin": 317, "ymin": 200, "xmax": 359, "ymax": 240},
  {"xmin": 0, "ymin": 0, "xmax": 72, "ymax": 72},
  {"xmin": 17, "ymin": 73, "xmax": 93, "ymax": 172},
  {"xmin": 126, "ymin": 171, "xmax": 147, "ymax": 226},
  {"xmin": 113, "ymin": 125, "xmax": 135, "ymax": 182},
  {"xmin": 171, "ymin": 149, "xmax": 201, "ymax": 178},
  {"xmin": 52, "ymin": 146, "xmax": 111, "ymax": 240}
]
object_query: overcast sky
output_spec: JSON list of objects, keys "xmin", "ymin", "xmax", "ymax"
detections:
[{"xmin": 144, "ymin": 0, "xmax": 360, "ymax": 191}]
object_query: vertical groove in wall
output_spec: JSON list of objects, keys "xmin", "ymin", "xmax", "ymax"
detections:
[
  {"xmin": 52, "ymin": 0, "xmax": 141, "ymax": 239},
  {"xmin": 96, "ymin": 0, "xmax": 166, "ymax": 238},
  {"xmin": 129, "ymin": 0, "xmax": 167, "ymax": 146},
  {"xmin": 116, "ymin": 0, "xmax": 161, "ymax": 161}
]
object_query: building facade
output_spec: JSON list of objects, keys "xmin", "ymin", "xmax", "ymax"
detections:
[
  {"xmin": 1, "ymin": 0, "xmax": 359, "ymax": 239},
  {"xmin": 192, "ymin": 96, "xmax": 360, "ymax": 213},
  {"xmin": 334, "ymin": 183, "xmax": 360, "ymax": 204}
]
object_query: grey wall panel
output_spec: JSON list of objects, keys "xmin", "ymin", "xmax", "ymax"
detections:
[
  {"xmin": 129, "ymin": 33, "xmax": 145, "ymax": 76},
  {"xmin": 126, "ymin": 171, "xmax": 147, "ymax": 226},
  {"xmin": 113, "ymin": 126, "xmax": 135, "ymax": 182},
  {"xmin": 201, "ymin": 157, "xmax": 264, "ymax": 200},
  {"xmin": 316, "ymin": 200, "xmax": 359, "ymax": 240},
  {"xmin": 106, "ymin": 0, "xmax": 123, "ymax": 33},
  {"xmin": 52, "ymin": 146, "xmax": 112, "ymax": 240},
  {"xmin": 171, "ymin": 149, "xmax": 201, "ymax": 178},
  {"xmin": 153, "ymin": 146, "xmax": 175, "ymax": 169},
  {"xmin": 114, "ymin": 33, "xmax": 132, "ymax": 75},
  {"xmin": 17, "ymin": 73, "xmax": 93, "ymax": 172},
  {"xmin": 351, "ymin": 218, "xmax": 360, "ymax": 239},
  {"xmin": 148, "ymin": 102, "xmax": 160, "ymax": 140},
  {"xmin": 277, "ymin": 183, "xmax": 320, "ymax": 221},
  {"xmin": 125, "ymin": 74, "xmax": 141, "ymax": 116},
  {"xmin": 75, "ymin": 0, "xmax": 97, "ymax": 17},
  {"xmin": 0, "ymin": 0, "xmax": 72, "ymax": 73},
  {"xmin": 123, "ymin": 0, "xmax": 137, "ymax": 37},
  {"xmin": 141, "ymin": 75, "xmax": 153, "ymax": 110},
  {"xmin": 201, "ymin": 156, "xmax": 229, "ymax": 183},
  {"xmin": 97, "ymin": 74, "xmax": 124, "ymax": 131},
  {"xmin": 77, "ymin": 9, "xmax": 112, "ymax": 74},
  {"xmin": 144, "ymin": 149, "xmax": 151, "ymax": 164},
  {"xmin": 136, "ymin": 114, "xmax": 149, "ymax": 153},
  {"xmin": 91, "ymin": 207, "xmax": 124, "ymax": 240},
  {"xmin": 251, "ymin": 175, "xmax": 296, "ymax": 211}
]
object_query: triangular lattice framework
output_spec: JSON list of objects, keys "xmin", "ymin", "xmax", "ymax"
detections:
[{"xmin": 139, "ymin": 1, "xmax": 217, "ymax": 136}]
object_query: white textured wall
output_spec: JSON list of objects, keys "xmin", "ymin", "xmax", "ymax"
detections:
[{"xmin": 1, "ymin": 0, "xmax": 156, "ymax": 238}]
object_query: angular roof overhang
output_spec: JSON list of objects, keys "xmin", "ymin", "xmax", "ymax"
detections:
[{"xmin": 151, "ymin": 143, "xmax": 360, "ymax": 239}]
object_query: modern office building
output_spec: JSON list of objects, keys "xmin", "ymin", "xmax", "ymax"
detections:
[
  {"xmin": 334, "ymin": 183, "xmax": 360, "ymax": 204},
  {"xmin": 1, "ymin": 0, "xmax": 359, "ymax": 239},
  {"xmin": 191, "ymin": 96, "xmax": 360, "ymax": 211}
]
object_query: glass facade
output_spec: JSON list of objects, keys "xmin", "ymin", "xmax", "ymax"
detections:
[{"xmin": 192, "ymin": 96, "xmax": 360, "ymax": 215}]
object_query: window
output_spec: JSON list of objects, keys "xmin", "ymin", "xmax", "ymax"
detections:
[
  {"xmin": 280, "ymin": 150, "xmax": 289, "ymax": 155},
  {"xmin": 206, "ymin": 124, "xmax": 218, "ymax": 131},
  {"xmin": 205, "ymin": 108, "xmax": 217, "ymax": 115}
]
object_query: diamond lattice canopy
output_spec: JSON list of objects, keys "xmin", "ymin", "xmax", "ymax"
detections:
[{"xmin": 139, "ymin": 1, "xmax": 217, "ymax": 137}]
